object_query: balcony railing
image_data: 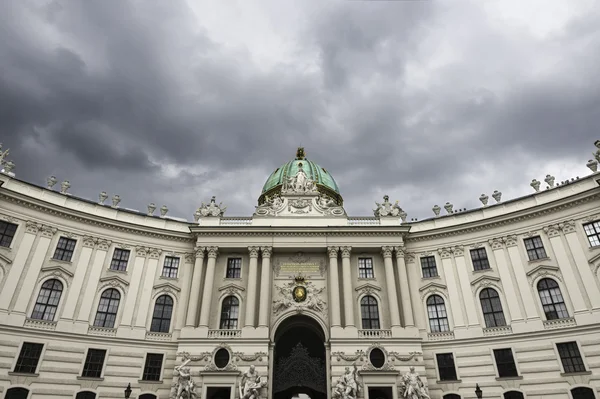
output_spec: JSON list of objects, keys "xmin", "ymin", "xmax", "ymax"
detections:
[
  {"xmin": 358, "ymin": 329, "xmax": 392, "ymax": 339},
  {"xmin": 145, "ymin": 331, "xmax": 173, "ymax": 341},
  {"xmin": 220, "ymin": 217, "xmax": 253, "ymax": 226},
  {"xmin": 208, "ymin": 329, "xmax": 242, "ymax": 338},
  {"xmin": 88, "ymin": 326, "xmax": 117, "ymax": 336},
  {"xmin": 348, "ymin": 217, "xmax": 380, "ymax": 226},
  {"xmin": 543, "ymin": 317, "xmax": 577, "ymax": 330},
  {"xmin": 24, "ymin": 318, "xmax": 57, "ymax": 331},
  {"xmin": 427, "ymin": 331, "xmax": 455, "ymax": 341},
  {"xmin": 483, "ymin": 325, "xmax": 513, "ymax": 336}
]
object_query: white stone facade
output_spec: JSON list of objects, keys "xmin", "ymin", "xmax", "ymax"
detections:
[{"xmin": 0, "ymin": 146, "xmax": 599, "ymax": 399}]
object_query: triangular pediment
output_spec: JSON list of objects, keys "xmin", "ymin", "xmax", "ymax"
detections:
[
  {"xmin": 218, "ymin": 283, "xmax": 245, "ymax": 292},
  {"xmin": 0, "ymin": 252, "xmax": 12, "ymax": 264},
  {"xmin": 40, "ymin": 265, "xmax": 74, "ymax": 278},
  {"xmin": 470, "ymin": 275, "xmax": 501, "ymax": 286},
  {"xmin": 354, "ymin": 283, "xmax": 381, "ymax": 292},
  {"xmin": 526, "ymin": 264, "xmax": 560, "ymax": 277},
  {"xmin": 418, "ymin": 282, "xmax": 447, "ymax": 292},
  {"xmin": 588, "ymin": 251, "xmax": 600, "ymax": 264},
  {"xmin": 99, "ymin": 275, "xmax": 129, "ymax": 286},
  {"xmin": 153, "ymin": 282, "xmax": 181, "ymax": 292}
]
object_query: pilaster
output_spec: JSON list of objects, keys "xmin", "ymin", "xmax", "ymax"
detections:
[
  {"xmin": 198, "ymin": 246, "xmax": 219, "ymax": 329},
  {"xmin": 340, "ymin": 246, "xmax": 355, "ymax": 328},
  {"xmin": 382, "ymin": 246, "xmax": 401, "ymax": 331},
  {"xmin": 327, "ymin": 246, "xmax": 341, "ymax": 328},
  {"xmin": 244, "ymin": 246, "xmax": 260, "ymax": 328},
  {"xmin": 185, "ymin": 247, "xmax": 206, "ymax": 327}
]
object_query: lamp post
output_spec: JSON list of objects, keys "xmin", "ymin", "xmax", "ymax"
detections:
[
  {"xmin": 475, "ymin": 383, "xmax": 482, "ymax": 399},
  {"xmin": 124, "ymin": 383, "xmax": 132, "ymax": 399}
]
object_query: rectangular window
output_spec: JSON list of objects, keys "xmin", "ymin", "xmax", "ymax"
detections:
[
  {"xmin": 226, "ymin": 258, "xmax": 242, "ymax": 278},
  {"xmin": 421, "ymin": 256, "xmax": 438, "ymax": 278},
  {"xmin": 82, "ymin": 348, "xmax": 106, "ymax": 378},
  {"xmin": 14, "ymin": 342, "xmax": 44, "ymax": 374},
  {"xmin": 358, "ymin": 258, "xmax": 374, "ymax": 279},
  {"xmin": 583, "ymin": 221, "xmax": 600, "ymax": 247},
  {"xmin": 493, "ymin": 348, "xmax": 518, "ymax": 378},
  {"xmin": 557, "ymin": 342, "xmax": 586, "ymax": 373},
  {"xmin": 436, "ymin": 353, "xmax": 458, "ymax": 381},
  {"xmin": 162, "ymin": 256, "xmax": 180, "ymax": 278},
  {"xmin": 523, "ymin": 236, "xmax": 547, "ymax": 261},
  {"xmin": 470, "ymin": 248, "xmax": 490, "ymax": 271},
  {"xmin": 142, "ymin": 353, "xmax": 164, "ymax": 381},
  {"xmin": 109, "ymin": 248, "xmax": 130, "ymax": 271},
  {"xmin": 0, "ymin": 221, "xmax": 17, "ymax": 248},
  {"xmin": 53, "ymin": 237, "xmax": 77, "ymax": 262}
]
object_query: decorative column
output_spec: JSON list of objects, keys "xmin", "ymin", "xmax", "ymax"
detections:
[
  {"xmin": 185, "ymin": 247, "xmax": 205, "ymax": 327},
  {"xmin": 198, "ymin": 246, "xmax": 219, "ymax": 327},
  {"xmin": 340, "ymin": 246, "xmax": 355, "ymax": 327},
  {"xmin": 394, "ymin": 247, "xmax": 414, "ymax": 327},
  {"xmin": 258, "ymin": 246, "xmax": 273, "ymax": 327},
  {"xmin": 327, "ymin": 246, "xmax": 342, "ymax": 327},
  {"xmin": 245, "ymin": 246, "xmax": 260, "ymax": 327},
  {"xmin": 382, "ymin": 246, "xmax": 401, "ymax": 327}
]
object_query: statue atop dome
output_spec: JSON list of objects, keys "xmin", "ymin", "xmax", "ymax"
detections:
[{"xmin": 296, "ymin": 147, "xmax": 306, "ymax": 160}]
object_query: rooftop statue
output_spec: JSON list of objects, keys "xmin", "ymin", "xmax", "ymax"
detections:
[
  {"xmin": 374, "ymin": 195, "xmax": 404, "ymax": 218},
  {"xmin": 195, "ymin": 196, "xmax": 227, "ymax": 218},
  {"xmin": 594, "ymin": 139, "xmax": 600, "ymax": 163},
  {"xmin": 0, "ymin": 143, "xmax": 10, "ymax": 167},
  {"xmin": 399, "ymin": 367, "xmax": 430, "ymax": 399}
]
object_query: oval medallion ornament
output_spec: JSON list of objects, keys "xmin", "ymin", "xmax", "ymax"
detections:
[{"xmin": 293, "ymin": 286, "xmax": 307, "ymax": 302}]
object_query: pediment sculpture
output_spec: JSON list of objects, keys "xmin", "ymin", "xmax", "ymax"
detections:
[
  {"xmin": 254, "ymin": 194, "xmax": 285, "ymax": 216},
  {"xmin": 194, "ymin": 196, "xmax": 226, "ymax": 220},
  {"xmin": 239, "ymin": 365, "xmax": 267, "ymax": 399},
  {"xmin": 374, "ymin": 195, "xmax": 406, "ymax": 220},
  {"xmin": 173, "ymin": 358, "xmax": 198, "ymax": 399},
  {"xmin": 282, "ymin": 162, "xmax": 319, "ymax": 195},
  {"xmin": 399, "ymin": 367, "xmax": 430, "ymax": 399}
]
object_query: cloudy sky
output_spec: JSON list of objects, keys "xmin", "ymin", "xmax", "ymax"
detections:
[{"xmin": 1, "ymin": 0, "xmax": 599, "ymax": 220}]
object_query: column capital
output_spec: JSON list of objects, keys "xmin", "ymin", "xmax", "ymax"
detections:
[
  {"xmin": 394, "ymin": 246, "xmax": 405, "ymax": 257},
  {"xmin": 194, "ymin": 246, "xmax": 206, "ymax": 259},
  {"xmin": 248, "ymin": 246, "xmax": 260, "ymax": 258},
  {"xmin": 261, "ymin": 246, "xmax": 273, "ymax": 258},
  {"xmin": 381, "ymin": 246, "xmax": 394, "ymax": 258},
  {"xmin": 327, "ymin": 246, "xmax": 339, "ymax": 258},
  {"xmin": 206, "ymin": 246, "xmax": 219, "ymax": 258},
  {"xmin": 340, "ymin": 246, "xmax": 352, "ymax": 258}
]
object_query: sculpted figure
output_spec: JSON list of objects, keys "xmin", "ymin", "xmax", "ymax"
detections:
[
  {"xmin": 240, "ymin": 365, "xmax": 265, "ymax": 399},
  {"xmin": 174, "ymin": 359, "xmax": 197, "ymax": 399},
  {"xmin": 332, "ymin": 365, "xmax": 359, "ymax": 399},
  {"xmin": 399, "ymin": 367, "xmax": 430, "ymax": 399}
]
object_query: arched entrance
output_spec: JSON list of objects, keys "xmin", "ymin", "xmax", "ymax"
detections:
[{"xmin": 272, "ymin": 315, "xmax": 327, "ymax": 399}]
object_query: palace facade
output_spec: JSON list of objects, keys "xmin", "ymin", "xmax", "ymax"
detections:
[{"xmin": 0, "ymin": 144, "xmax": 599, "ymax": 399}]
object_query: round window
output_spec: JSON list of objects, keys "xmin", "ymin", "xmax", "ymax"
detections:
[
  {"xmin": 369, "ymin": 348, "xmax": 385, "ymax": 369},
  {"xmin": 214, "ymin": 348, "xmax": 230, "ymax": 369}
]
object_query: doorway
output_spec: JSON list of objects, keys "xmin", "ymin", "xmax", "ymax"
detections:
[{"xmin": 272, "ymin": 315, "xmax": 327, "ymax": 399}]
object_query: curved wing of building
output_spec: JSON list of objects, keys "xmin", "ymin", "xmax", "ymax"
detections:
[{"xmin": 0, "ymin": 144, "xmax": 599, "ymax": 399}]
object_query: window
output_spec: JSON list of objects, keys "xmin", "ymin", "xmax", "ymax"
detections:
[
  {"xmin": 358, "ymin": 258, "xmax": 374, "ymax": 279},
  {"xmin": 31, "ymin": 279, "xmax": 63, "ymax": 321},
  {"xmin": 81, "ymin": 349, "xmax": 106, "ymax": 378},
  {"xmin": 53, "ymin": 236, "xmax": 77, "ymax": 262},
  {"xmin": 142, "ymin": 353, "xmax": 164, "ymax": 381},
  {"xmin": 93, "ymin": 289, "xmax": 120, "ymax": 328},
  {"xmin": 5, "ymin": 388, "xmax": 29, "ymax": 399},
  {"xmin": 14, "ymin": 342, "xmax": 44, "ymax": 374},
  {"xmin": 162, "ymin": 256, "xmax": 179, "ymax": 278},
  {"xmin": 427, "ymin": 295, "xmax": 449, "ymax": 332},
  {"xmin": 226, "ymin": 258, "xmax": 242, "ymax": 278},
  {"xmin": 360, "ymin": 295, "xmax": 380, "ymax": 329},
  {"xmin": 436, "ymin": 353, "xmax": 457, "ymax": 381},
  {"xmin": 557, "ymin": 342, "xmax": 586, "ymax": 373},
  {"xmin": 571, "ymin": 387, "xmax": 596, "ymax": 399},
  {"xmin": 470, "ymin": 248, "xmax": 490, "ymax": 270},
  {"xmin": 504, "ymin": 392, "xmax": 524, "ymax": 399},
  {"xmin": 420, "ymin": 256, "xmax": 438, "ymax": 278},
  {"xmin": 537, "ymin": 278, "xmax": 569, "ymax": 320},
  {"xmin": 150, "ymin": 295, "xmax": 173, "ymax": 333},
  {"xmin": 219, "ymin": 296, "xmax": 239, "ymax": 329},
  {"xmin": 480, "ymin": 288, "xmax": 506, "ymax": 328},
  {"xmin": 75, "ymin": 392, "xmax": 97, "ymax": 399},
  {"xmin": 0, "ymin": 221, "xmax": 17, "ymax": 247},
  {"xmin": 583, "ymin": 221, "xmax": 600, "ymax": 247},
  {"xmin": 494, "ymin": 348, "xmax": 518, "ymax": 377},
  {"xmin": 524, "ymin": 236, "xmax": 547, "ymax": 260},
  {"xmin": 109, "ymin": 248, "xmax": 130, "ymax": 271}
]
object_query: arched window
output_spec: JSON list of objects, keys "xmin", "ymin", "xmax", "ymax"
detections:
[
  {"xmin": 504, "ymin": 391, "xmax": 524, "ymax": 399},
  {"xmin": 151, "ymin": 295, "xmax": 174, "ymax": 333},
  {"xmin": 31, "ymin": 279, "xmax": 63, "ymax": 321},
  {"xmin": 75, "ymin": 392, "xmax": 96, "ymax": 399},
  {"xmin": 479, "ymin": 288, "xmax": 506, "ymax": 327},
  {"xmin": 571, "ymin": 387, "xmax": 596, "ymax": 399},
  {"xmin": 443, "ymin": 395, "xmax": 461, "ymax": 399},
  {"xmin": 537, "ymin": 278, "xmax": 569, "ymax": 320},
  {"xmin": 219, "ymin": 296, "xmax": 239, "ymax": 329},
  {"xmin": 93, "ymin": 289, "xmax": 120, "ymax": 328},
  {"xmin": 427, "ymin": 295, "xmax": 449, "ymax": 332},
  {"xmin": 5, "ymin": 387, "xmax": 29, "ymax": 399},
  {"xmin": 360, "ymin": 295, "xmax": 380, "ymax": 329}
]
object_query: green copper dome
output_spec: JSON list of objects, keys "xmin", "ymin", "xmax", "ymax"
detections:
[{"xmin": 259, "ymin": 148, "xmax": 342, "ymax": 205}]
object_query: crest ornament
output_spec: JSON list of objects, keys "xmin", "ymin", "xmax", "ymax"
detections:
[
  {"xmin": 273, "ymin": 275, "xmax": 326, "ymax": 315},
  {"xmin": 196, "ymin": 196, "xmax": 227, "ymax": 218},
  {"xmin": 374, "ymin": 195, "xmax": 404, "ymax": 217}
]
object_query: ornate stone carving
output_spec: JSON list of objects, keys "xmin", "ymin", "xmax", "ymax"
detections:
[
  {"xmin": 147, "ymin": 203, "xmax": 156, "ymax": 216},
  {"xmin": 381, "ymin": 246, "xmax": 393, "ymax": 258},
  {"xmin": 261, "ymin": 246, "xmax": 272, "ymax": 258},
  {"xmin": 405, "ymin": 252, "xmax": 416, "ymax": 263},
  {"xmin": 96, "ymin": 239, "xmax": 112, "ymax": 251},
  {"xmin": 248, "ymin": 246, "xmax": 259, "ymax": 258},
  {"xmin": 184, "ymin": 253, "xmax": 195, "ymax": 263},
  {"xmin": 340, "ymin": 246, "xmax": 352, "ymax": 258},
  {"xmin": 432, "ymin": 205, "xmax": 441, "ymax": 216},
  {"xmin": 40, "ymin": 225, "xmax": 57, "ymax": 238},
  {"xmin": 204, "ymin": 343, "xmax": 237, "ymax": 371},
  {"xmin": 282, "ymin": 161, "xmax": 318, "ymax": 195},
  {"xmin": 492, "ymin": 190, "xmax": 502, "ymax": 203},
  {"xmin": 99, "ymin": 191, "xmax": 108, "ymax": 204},
  {"xmin": 240, "ymin": 365, "xmax": 266, "ymax": 399},
  {"xmin": 388, "ymin": 352, "xmax": 421, "ymax": 362},
  {"xmin": 194, "ymin": 246, "xmax": 205, "ymax": 259},
  {"xmin": 316, "ymin": 194, "xmax": 344, "ymax": 215},
  {"xmin": 196, "ymin": 196, "xmax": 227, "ymax": 218},
  {"xmin": 560, "ymin": 220, "xmax": 576, "ymax": 234},
  {"xmin": 504, "ymin": 235, "xmax": 518, "ymax": 247},
  {"xmin": 588, "ymin": 159, "xmax": 599, "ymax": 173},
  {"xmin": 25, "ymin": 221, "xmax": 40, "ymax": 235},
  {"xmin": 111, "ymin": 194, "xmax": 121, "ymax": 208},
  {"xmin": 160, "ymin": 205, "xmax": 169, "ymax": 217},
  {"xmin": 60, "ymin": 180, "xmax": 70, "ymax": 194},
  {"xmin": 545, "ymin": 174, "xmax": 556, "ymax": 188},
  {"xmin": 233, "ymin": 352, "xmax": 267, "ymax": 362},
  {"xmin": 0, "ymin": 144, "xmax": 9, "ymax": 166},
  {"xmin": 594, "ymin": 140, "xmax": 600, "ymax": 163},
  {"xmin": 452, "ymin": 245, "xmax": 464, "ymax": 257},
  {"xmin": 374, "ymin": 195, "xmax": 404, "ymax": 218},
  {"xmin": 332, "ymin": 351, "xmax": 365, "ymax": 362},
  {"xmin": 333, "ymin": 365, "xmax": 360, "ymax": 399},
  {"xmin": 174, "ymin": 358, "xmax": 198, "ymax": 399},
  {"xmin": 479, "ymin": 194, "xmax": 489, "ymax": 206},
  {"xmin": 437, "ymin": 247, "xmax": 452, "ymax": 258},
  {"xmin": 531, "ymin": 179, "xmax": 541, "ymax": 192},
  {"xmin": 328, "ymin": 246, "xmax": 339, "ymax": 258},
  {"xmin": 273, "ymin": 277, "xmax": 326, "ymax": 316},
  {"xmin": 206, "ymin": 246, "xmax": 219, "ymax": 258},
  {"xmin": 488, "ymin": 237, "xmax": 504, "ymax": 250},
  {"xmin": 254, "ymin": 194, "xmax": 285, "ymax": 216},
  {"xmin": 288, "ymin": 198, "xmax": 312, "ymax": 214},
  {"xmin": 399, "ymin": 367, "xmax": 430, "ymax": 399},
  {"xmin": 543, "ymin": 225, "xmax": 561, "ymax": 238},
  {"xmin": 444, "ymin": 202, "xmax": 453, "ymax": 214},
  {"xmin": 46, "ymin": 176, "xmax": 58, "ymax": 189}
]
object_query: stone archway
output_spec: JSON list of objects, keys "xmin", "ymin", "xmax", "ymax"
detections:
[{"xmin": 272, "ymin": 315, "xmax": 327, "ymax": 399}]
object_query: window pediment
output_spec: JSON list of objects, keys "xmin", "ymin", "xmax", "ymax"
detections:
[
  {"xmin": 418, "ymin": 282, "xmax": 447, "ymax": 292},
  {"xmin": 588, "ymin": 251, "xmax": 600, "ymax": 265},
  {"xmin": 470, "ymin": 275, "xmax": 500, "ymax": 286},
  {"xmin": 218, "ymin": 283, "xmax": 245, "ymax": 294},
  {"xmin": 40, "ymin": 265, "xmax": 74, "ymax": 278},
  {"xmin": 526, "ymin": 265, "xmax": 562, "ymax": 287},
  {"xmin": 526, "ymin": 264, "xmax": 560, "ymax": 277},
  {"xmin": 354, "ymin": 283, "xmax": 381, "ymax": 294},
  {"xmin": 0, "ymin": 252, "xmax": 12, "ymax": 264},
  {"xmin": 153, "ymin": 282, "xmax": 180, "ymax": 292},
  {"xmin": 98, "ymin": 275, "xmax": 129, "ymax": 291}
]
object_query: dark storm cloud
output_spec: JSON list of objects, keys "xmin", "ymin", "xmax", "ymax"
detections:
[{"xmin": 0, "ymin": 0, "xmax": 598, "ymax": 219}]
